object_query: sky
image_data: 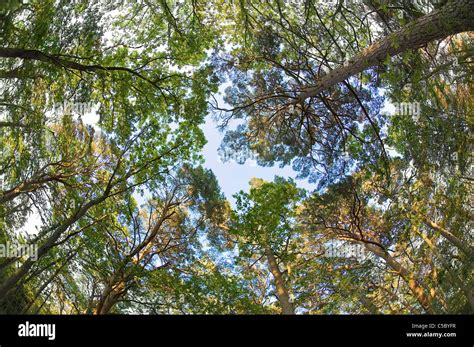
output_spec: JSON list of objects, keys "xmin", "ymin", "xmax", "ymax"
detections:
[{"xmin": 200, "ymin": 116, "xmax": 317, "ymax": 206}]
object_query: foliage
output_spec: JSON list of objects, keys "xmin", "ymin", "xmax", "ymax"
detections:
[{"xmin": 0, "ymin": 0, "xmax": 472, "ymax": 314}]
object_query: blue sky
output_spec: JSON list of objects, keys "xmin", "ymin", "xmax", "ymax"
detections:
[{"xmin": 200, "ymin": 116, "xmax": 317, "ymax": 206}]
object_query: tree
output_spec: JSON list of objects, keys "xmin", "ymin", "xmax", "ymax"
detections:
[
  {"xmin": 215, "ymin": 0, "xmax": 473, "ymax": 186},
  {"xmin": 300, "ymin": 164, "xmax": 473, "ymax": 313},
  {"xmin": 0, "ymin": 0, "xmax": 471, "ymax": 315},
  {"xmin": 230, "ymin": 177, "xmax": 305, "ymax": 314},
  {"xmin": 0, "ymin": 0, "xmax": 218, "ymax": 312}
]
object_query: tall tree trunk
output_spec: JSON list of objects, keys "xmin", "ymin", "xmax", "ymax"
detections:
[
  {"xmin": 95, "ymin": 280, "xmax": 125, "ymax": 315},
  {"xmin": 0, "ymin": 194, "xmax": 108, "ymax": 299},
  {"xmin": 416, "ymin": 229, "xmax": 474, "ymax": 313},
  {"xmin": 363, "ymin": 243, "xmax": 434, "ymax": 313},
  {"xmin": 265, "ymin": 246, "xmax": 295, "ymax": 315},
  {"xmin": 21, "ymin": 252, "xmax": 74, "ymax": 314},
  {"xmin": 296, "ymin": 0, "xmax": 474, "ymax": 102},
  {"xmin": 422, "ymin": 217, "xmax": 474, "ymax": 259}
]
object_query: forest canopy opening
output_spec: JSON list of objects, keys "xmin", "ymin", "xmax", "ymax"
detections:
[{"xmin": 0, "ymin": 0, "xmax": 472, "ymax": 316}]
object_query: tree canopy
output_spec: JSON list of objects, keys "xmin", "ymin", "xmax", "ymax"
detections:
[{"xmin": 0, "ymin": 0, "xmax": 472, "ymax": 314}]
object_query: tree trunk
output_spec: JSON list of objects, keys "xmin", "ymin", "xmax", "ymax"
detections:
[
  {"xmin": 296, "ymin": 0, "xmax": 474, "ymax": 102},
  {"xmin": 422, "ymin": 217, "xmax": 474, "ymax": 259},
  {"xmin": 363, "ymin": 243, "xmax": 434, "ymax": 313},
  {"xmin": 416, "ymin": 229, "xmax": 474, "ymax": 313},
  {"xmin": 0, "ymin": 194, "xmax": 108, "ymax": 299},
  {"xmin": 21, "ymin": 253, "xmax": 74, "ymax": 314},
  {"xmin": 265, "ymin": 247, "xmax": 295, "ymax": 315},
  {"xmin": 95, "ymin": 281, "xmax": 125, "ymax": 315}
]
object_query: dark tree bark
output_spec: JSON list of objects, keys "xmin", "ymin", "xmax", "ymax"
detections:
[{"xmin": 0, "ymin": 47, "xmax": 163, "ymax": 89}]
